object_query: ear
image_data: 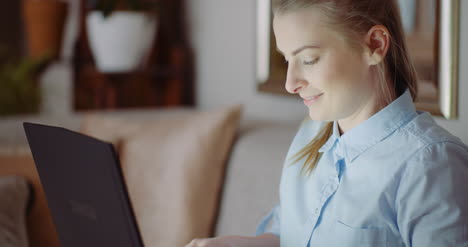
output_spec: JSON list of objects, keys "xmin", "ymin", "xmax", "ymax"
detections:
[{"xmin": 363, "ymin": 25, "xmax": 390, "ymax": 66}]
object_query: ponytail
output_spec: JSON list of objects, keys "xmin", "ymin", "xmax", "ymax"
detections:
[{"xmin": 288, "ymin": 121, "xmax": 333, "ymax": 176}]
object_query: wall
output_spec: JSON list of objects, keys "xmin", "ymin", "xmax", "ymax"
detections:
[
  {"xmin": 186, "ymin": 0, "xmax": 468, "ymax": 143},
  {"xmin": 186, "ymin": 0, "xmax": 307, "ymax": 123}
]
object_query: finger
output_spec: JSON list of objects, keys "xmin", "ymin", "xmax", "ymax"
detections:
[
  {"xmin": 195, "ymin": 238, "xmax": 212, "ymax": 247},
  {"xmin": 186, "ymin": 238, "xmax": 208, "ymax": 247},
  {"xmin": 185, "ymin": 239, "xmax": 198, "ymax": 247}
]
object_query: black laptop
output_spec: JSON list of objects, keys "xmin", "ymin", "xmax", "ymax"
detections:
[{"xmin": 23, "ymin": 122, "xmax": 144, "ymax": 247}]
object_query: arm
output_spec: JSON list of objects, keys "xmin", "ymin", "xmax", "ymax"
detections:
[
  {"xmin": 255, "ymin": 203, "xmax": 281, "ymax": 237},
  {"xmin": 185, "ymin": 234, "xmax": 279, "ymax": 247},
  {"xmin": 396, "ymin": 142, "xmax": 468, "ymax": 246},
  {"xmin": 227, "ymin": 234, "xmax": 280, "ymax": 247},
  {"xmin": 186, "ymin": 203, "xmax": 281, "ymax": 247},
  {"xmin": 253, "ymin": 233, "xmax": 280, "ymax": 246}
]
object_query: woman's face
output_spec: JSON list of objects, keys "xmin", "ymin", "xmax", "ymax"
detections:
[{"xmin": 273, "ymin": 8, "xmax": 380, "ymax": 126}]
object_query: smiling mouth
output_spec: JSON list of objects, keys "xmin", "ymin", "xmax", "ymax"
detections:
[{"xmin": 303, "ymin": 94, "xmax": 323, "ymax": 105}]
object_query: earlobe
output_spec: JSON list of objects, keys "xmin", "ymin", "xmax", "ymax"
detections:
[
  {"xmin": 368, "ymin": 51, "xmax": 384, "ymax": 66},
  {"xmin": 364, "ymin": 45, "xmax": 383, "ymax": 66},
  {"xmin": 365, "ymin": 25, "xmax": 390, "ymax": 66}
]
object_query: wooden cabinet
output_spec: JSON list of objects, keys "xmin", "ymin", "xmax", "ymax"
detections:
[{"xmin": 73, "ymin": 0, "xmax": 194, "ymax": 110}]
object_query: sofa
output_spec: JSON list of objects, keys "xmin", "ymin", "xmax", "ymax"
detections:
[{"xmin": 0, "ymin": 105, "xmax": 301, "ymax": 246}]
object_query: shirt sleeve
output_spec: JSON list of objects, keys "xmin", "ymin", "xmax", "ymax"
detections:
[
  {"xmin": 396, "ymin": 141, "xmax": 468, "ymax": 247},
  {"xmin": 255, "ymin": 203, "xmax": 281, "ymax": 237}
]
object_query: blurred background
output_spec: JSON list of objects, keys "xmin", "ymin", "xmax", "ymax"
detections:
[
  {"xmin": 0, "ymin": 1, "xmax": 466, "ymax": 246},
  {"xmin": 0, "ymin": 0, "xmax": 467, "ymax": 148},
  {"xmin": 0, "ymin": 0, "xmax": 315, "ymax": 151}
]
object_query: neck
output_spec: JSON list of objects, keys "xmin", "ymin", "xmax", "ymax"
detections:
[{"xmin": 337, "ymin": 93, "xmax": 388, "ymax": 135}]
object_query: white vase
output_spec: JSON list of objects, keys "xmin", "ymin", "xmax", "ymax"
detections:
[
  {"xmin": 86, "ymin": 11, "xmax": 157, "ymax": 73},
  {"xmin": 397, "ymin": 0, "xmax": 417, "ymax": 34}
]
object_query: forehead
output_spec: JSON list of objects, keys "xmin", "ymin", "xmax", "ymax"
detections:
[{"xmin": 273, "ymin": 8, "xmax": 337, "ymax": 52}]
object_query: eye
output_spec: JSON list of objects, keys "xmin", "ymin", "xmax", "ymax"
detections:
[{"xmin": 303, "ymin": 57, "xmax": 319, "ymax": 65}]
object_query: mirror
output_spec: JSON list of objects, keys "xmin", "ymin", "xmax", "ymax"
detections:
[{"xmin": 256, "ymin": 0, "xmax": 460, "ymax": 119}]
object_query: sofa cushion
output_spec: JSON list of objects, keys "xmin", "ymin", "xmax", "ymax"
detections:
[
  {"xmin": 0, "ymin": 175, "xmax": 32, "ymax": 247},
  {"xmin": 81, "ymin": 104, "xmax": 243, "ymax": 247},
  {"xmin": 214, "ymin": 121, "xmax": 300, "ymax": 236},
  {"xmin": 0, "ymin": 154, "xmax": 61, "ymax": 247},
  {"xmin": 80, "ymin": 107, "xmax": 194, "ymax": 152}
]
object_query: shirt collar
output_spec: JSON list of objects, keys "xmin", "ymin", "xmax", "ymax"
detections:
[{"xmin": 319, "ymin": 89, "xmax": 417, "ymax": 163}]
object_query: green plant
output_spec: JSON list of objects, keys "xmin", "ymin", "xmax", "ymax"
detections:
[
  {"xmin": 0, "ymin": 48, "xmax": 50, "ymax": 116},
  {"xmin": 88, "ymin": 0, "xmax": 158, "ymax": 18}
]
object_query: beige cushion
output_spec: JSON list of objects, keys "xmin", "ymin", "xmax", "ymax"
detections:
[
  {"xmin": 0, "ymin": 175, "xmax": 31, "ymax": 247},
  {"xmin": 80, "ymin": 105, "xmax": 243, "ymax": 247},
  {"xmin": 80, "ymin": 108, "xmax": 194, "ymax": 152}
]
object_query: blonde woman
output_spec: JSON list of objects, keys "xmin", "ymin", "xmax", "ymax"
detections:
[{"xmin": 186, "ymin": 0, "xmax": 468, "ymax": 246}]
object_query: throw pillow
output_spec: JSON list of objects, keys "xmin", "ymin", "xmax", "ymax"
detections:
[
  {"xmin": 0, "ymin": 154, "xmax": 61, "ymax": 247},
  {"xmin": 0, "ymin": 175, "xmax": 32, "ymax": 247},
  {"xmin": 80, "ymin": 104, "xmax": 243, "ymax": 247},
  {"xmin": 80, "ymin": 108, "xmax": 195, "ymax": 152}
]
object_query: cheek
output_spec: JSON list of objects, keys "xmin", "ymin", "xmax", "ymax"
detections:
[
  {"xmin": 309, "ymin": 55, "xmax": 351, "ymax": 91},
  {"xmin": 315, "ymin": 53, "xmax": 367, "ymax": 93}
]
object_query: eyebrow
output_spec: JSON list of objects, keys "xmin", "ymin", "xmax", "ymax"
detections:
[{"xmin": 276, "ymin": 45, "xmax": 320, "ymax": 56}]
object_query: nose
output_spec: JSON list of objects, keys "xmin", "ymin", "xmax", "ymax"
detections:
[{"xmin": 285, "ymin": 64, "xmax": 307, "ymax": 94}]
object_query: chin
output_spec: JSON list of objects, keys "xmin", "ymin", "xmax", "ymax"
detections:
[
  {"xmin": 308, "ymin": 111, "xmax": 325, "ymax": 122},
  {"xmin": 308, "ymin": 110, "xmax": 334, "ymax": 122}
]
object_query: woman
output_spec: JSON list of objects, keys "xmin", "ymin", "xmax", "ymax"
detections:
[{"xmin": 186, "ymin": 0, "xmax": 468, "ymax": 246}]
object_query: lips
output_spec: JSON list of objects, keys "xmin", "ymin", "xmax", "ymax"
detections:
[{"xmin": 302, "ymin": 93, "xmax": 323, "ymax": 106}]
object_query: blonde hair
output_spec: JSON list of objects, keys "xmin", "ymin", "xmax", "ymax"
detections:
[{"xmin": 273, "ymin": 0, "xmax": 419, "ymax": 176}]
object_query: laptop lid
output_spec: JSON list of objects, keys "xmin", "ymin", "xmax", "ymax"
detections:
[{"xmin": 23, "ymin": 122, "xmax": 144, "ymax": 247}]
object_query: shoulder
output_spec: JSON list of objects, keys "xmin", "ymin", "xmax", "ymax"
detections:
[
  {"xmin": 388, "ymin": 111, "xmax": 467, "ymax": 162},
  {"xmin": 394, "ymin": 114, "xmax": 468, "ymax": 209},
  {"xmin": 396, "ymin": 112, "xmax": 468, "ymax": 179},
  {"xmin": 405, "ymin": 141, "xmax": 468, "ymax": 169},
  {"xmin": 372, "ymin": 111, "xmax": 467, "ymax": 172},
  {"xmin": 402, "ymin": 111, "xmax": 466, "ymax": 148}
]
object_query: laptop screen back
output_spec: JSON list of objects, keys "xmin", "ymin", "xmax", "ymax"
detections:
[{"xmin": 23, "ymin": 122, "xmax": 144, "ymax": 247}]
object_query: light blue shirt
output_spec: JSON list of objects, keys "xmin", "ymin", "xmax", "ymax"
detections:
[{"xmin": 255, "ymin": 89, "xmax": 468, "ymax": 246}]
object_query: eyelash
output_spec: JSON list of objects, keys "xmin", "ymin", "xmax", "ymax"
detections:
[
  {"xmin": 284, "ymin": 57, "xmax": 319, "ymax": 65},
  {"xmin": 303, "ymin": 57, "xmax": 319, "ymax": 65}
]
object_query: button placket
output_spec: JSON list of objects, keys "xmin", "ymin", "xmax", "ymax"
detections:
[
  {"xmin": 306, "ymin": 146, "xmax": 343, "ymax": 246},
  {"xmin": 311, "ymin": 176, "xmax": 340, "ymax": 228},
  {"xmin": 309, "ymin": 157, "xmax": 342, "ymax": 230},
  {"xmin": 304, "ymin": 178, "xmax": 340, "ymax": 247}
]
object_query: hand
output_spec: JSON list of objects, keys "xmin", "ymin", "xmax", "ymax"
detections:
[
  {"xmin": 185, "ymin": 236, "xmax": 240, "ymax": 247},
  {"xmin": 185, "ymin": 234, "xmax": 279, "ymax": 247}
]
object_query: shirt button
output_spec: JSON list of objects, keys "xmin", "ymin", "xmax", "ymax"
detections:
[{"xmin": 315, "ymin": 208, "xmax": 319, "ymax": 214}]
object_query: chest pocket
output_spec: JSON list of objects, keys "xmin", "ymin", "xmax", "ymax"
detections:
[{"xmin": 329, "ymin": 220, "xmax": 391, "ymax": 247}]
